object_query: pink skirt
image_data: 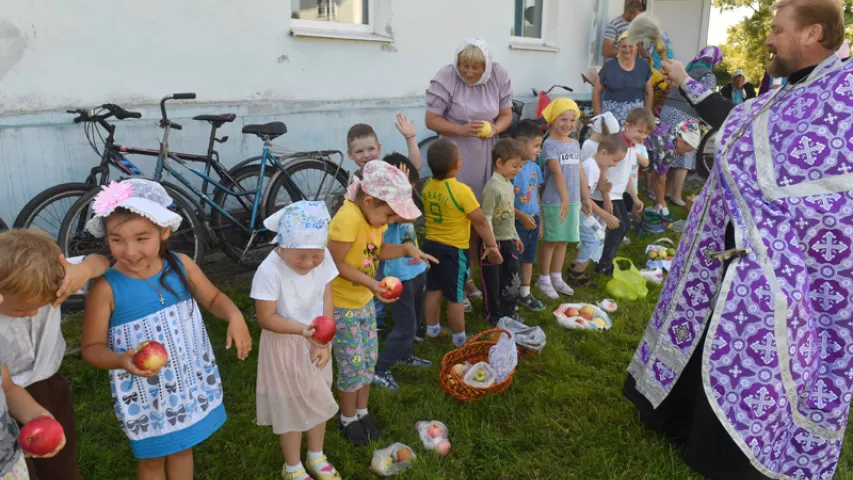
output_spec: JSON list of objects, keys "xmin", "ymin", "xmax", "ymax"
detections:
[{"xmin": 256, "ymin": 330, "xmax": 338, "ymax": 434}]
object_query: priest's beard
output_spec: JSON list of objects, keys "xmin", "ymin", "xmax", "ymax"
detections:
[{"xmin": 767, "ymin": 50, "xmax": 803, "ymax": 78}]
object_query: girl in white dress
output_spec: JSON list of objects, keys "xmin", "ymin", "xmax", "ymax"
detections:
[{"xmin": 252, "ymin": 201, "xmax": 341, "ymax": 480}]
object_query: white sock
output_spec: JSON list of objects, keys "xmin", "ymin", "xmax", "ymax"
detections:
[
  {"xmin": 356, "ymin": 408, "xmax": 369, "ymax": 419},
  {"xmin": 550, "ymin": 273, "xmax": 564, "ymax": 284},
  {"xmin": 520, "ymin": 285, "xmax": 531, "ymax": 297},
  {"xmin": 452, "ymin": 332, "xmax": 467, "ymax": 347},
  {"xmin": 307, "ymin": 451, "xmax": 324, "ymax": 460},
  {"xmin": 340, "ymin": 414, "xmax": 358, "ymax": 426},
  {"xmin": 538, "ymin": 275, "xmax": 551, "ymax": 285},
  {"xmin": 427, "ymin": 324, "xmax": 441, "ymax": 337},
  {"xmin": 285, "ymin": 462, "xmax": 304, "ymax": 473}
]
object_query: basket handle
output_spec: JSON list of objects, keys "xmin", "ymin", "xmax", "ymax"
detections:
[{"xmin": 465, "ymin": 328, "xmax": 512, "ymax": 345}]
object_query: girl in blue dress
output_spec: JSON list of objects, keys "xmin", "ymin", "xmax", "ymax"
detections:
[{"xmin": 80, "ymin": 179, "xmax": 252, "ymax": 480}]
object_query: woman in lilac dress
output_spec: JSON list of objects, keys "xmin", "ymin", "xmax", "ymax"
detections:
[{"xmin": 425, "ymin": 37, "xmax": 514, "ymax": 299}]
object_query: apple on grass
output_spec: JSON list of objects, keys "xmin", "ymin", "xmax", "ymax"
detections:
[
  {"xmin": 19, "ymin": 416, "xmax": 64, "ymax": 456},
  {"xmin": 310, "ymin": 315, "xmax": 336, "ymax": 344},
  {"xmin": 427, "ymin": 423, "xmax": 444, "ymax": 439},
  {"xmin": 133, "ymin": 341, "xmax": 168, "ymax": 371},
  {"xmin": 435, "ymin": 439, "xmax": 452, "ymax": 457},
  {"xmin": 396, "ymin": 447, "xmax": 414, "ymax": 462},
  {"xmin": 378, "ymin": 276, "xmax": 403, "ymax": 300}
]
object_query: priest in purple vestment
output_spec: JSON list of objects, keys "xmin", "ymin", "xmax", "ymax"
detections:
[{"xmin": 623, "ymin": 0, "xmax": 853, "ymax": 479}]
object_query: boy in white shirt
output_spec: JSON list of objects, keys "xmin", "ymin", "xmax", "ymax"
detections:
[
  {"xmin": 569, "ymin": 135, "xmax": 628, "ymax": 286},
  {"xmin": 0, "ymin": 229, "xmax": 109, "ymax": 480}
]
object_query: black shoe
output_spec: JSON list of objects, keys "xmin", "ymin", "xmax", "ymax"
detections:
[
  {"xmin": 400, "ymin": 356, "xmax": 432, "ymax": 368},
  {"xmin": 359, "ymin": 414, "xmax": 383, "ymax": 441},
  {"xmin": 338, "ymin": 418, "xmax": 370, "ymax": 446},
  {"xmin": 372, "ymin": 370, "xmax": 400, "ymax": 391},
  {"xmin": 566, "ymin": 269, "xmax": 594, "ymax": 287},
  {"xmin": 518, "ymin": 294, "xmax": 545, "ymax": 311},
  {"xmin": 414, "ymin": 322, "xmax": 426, "ymax": 342}
]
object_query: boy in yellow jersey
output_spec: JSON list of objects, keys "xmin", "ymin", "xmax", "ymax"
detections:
[{"xmin": 421, "ymin": 139, "xmax": 503, "ymax": 347}]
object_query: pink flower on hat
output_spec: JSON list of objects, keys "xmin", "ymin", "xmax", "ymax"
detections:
[{"xmin": 93, "ymin": 181, "xmax": 134, "ymax": 215}]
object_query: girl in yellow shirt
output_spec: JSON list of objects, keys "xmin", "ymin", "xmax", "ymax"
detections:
[{"xmin": 327, "ymin": 161, "xmax": 436, "ymax": 447}]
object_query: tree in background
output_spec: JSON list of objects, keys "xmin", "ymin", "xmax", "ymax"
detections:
[{"xmin": 714, "ymin": 0, "xmax": 853, "ymax": 84}]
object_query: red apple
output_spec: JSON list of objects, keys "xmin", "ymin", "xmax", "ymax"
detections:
[
  {"xmin": 565, "ymin": 307, "xmax": 580, "ymax": 317},
  {"xmin": 378, "ymin": 276, "xmax": 403, "ymax": 300},
  {"xmin": 18, "ymin": 416, "xmax": 64, "ymax": 456},
  {"xmin": 435, "ymin": 439, "xmax": 451, "ymax": 456},
  {"xmin": 133, "ymin": 341, "xmax": 168, "ymax": 371},
  {"xmin": 310, "ymin": 315, "xmax": 336, "ymax": 344},
  {"xmin": 579, "ymin": 306, "xmax": 595, "ymax": 321},
  {"xmin": 427, "ymin": 424, "xmax": 444, "ymax": 438}
]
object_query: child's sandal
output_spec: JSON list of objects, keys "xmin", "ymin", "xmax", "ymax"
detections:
[
  {"xmin": 305, "ymin": 456, "xmax": 341, "ymax": 480},
  {"xmin": 567, "ymin": 270, "xmax": 593, "ymax": 287},
  {"xmin": 281, "ymin": 466, "xmax": 313, "ymax": 480}
]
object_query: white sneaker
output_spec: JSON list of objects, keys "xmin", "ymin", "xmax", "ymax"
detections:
[
  {"xmin": 552, "ymin": 279, "xmax": 575, "ymax": 296},
  {"xmin": 622, "ymin": 237, "xmax": 632, "ymax": 245},
  {"xmin": 640, "ymin": 268, "xmax": 664, "ymax": 284},
  {"xmin": 536, "ymin": 277, "xmax": 560, "ymax": 299}
]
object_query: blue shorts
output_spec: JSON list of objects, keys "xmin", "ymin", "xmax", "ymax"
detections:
[
  {"xmin": 577, "ymin": 212, "xmax": 605, "ymax": 263},
  {"xmin": 423, "ymin": 239, "xmax": 470, "ymax": 303},
  {"xmin": 515, "ymin": 216, "xmax": 540, "ymax": 264}
]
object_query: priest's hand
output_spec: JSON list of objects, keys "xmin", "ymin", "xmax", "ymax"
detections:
[{"xmin": 662, "ymin": 60, "xmax": 688, "ymax": 87}]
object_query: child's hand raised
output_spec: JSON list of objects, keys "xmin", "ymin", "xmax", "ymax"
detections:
[
  {"xmin": 482, "ymin": 245, "xmax": 504, "ymax": 264},
  {"xmin": 395, "ymin": 113, "xmax": 416, "ymax": 139},
  {"xmin": 311, "ymin": 346, "xmax": 331, "ymax": 369},
  {"xmin": 119, "ymin": 350, "xmax": 161, "ymax": 378},
  {"xmin": 54, "ymin": 255, "xmax": 89, "ymax": 306},
  {"xmin": 225, "ymin": 316, "xmax": 253, "ymax": 360}
]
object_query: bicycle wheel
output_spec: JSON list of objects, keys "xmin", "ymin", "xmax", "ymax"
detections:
[
  {"xmin": 13, "ymin": 183, "xmax": 95, "ymax": 239},
  {"xmin": 211, "ymin": 165, "xmax": 281, "ymax": 267},
  {"xmin": 264, "ymin": 157, "xmax": 349, "ymax": 218},
  {"xmin": 58, "ymin": 184, "xmax": 206, "ymax": 264}
]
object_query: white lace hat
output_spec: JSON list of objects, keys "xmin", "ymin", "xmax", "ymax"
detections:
[{"xmin": 86, "ymin": 179, "xmax": 182, "ymax": 238}]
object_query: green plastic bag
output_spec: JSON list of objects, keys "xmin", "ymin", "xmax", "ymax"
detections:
[{"xmin": 606, "ymin": 257, "xmax": 649, "ymax": 300}]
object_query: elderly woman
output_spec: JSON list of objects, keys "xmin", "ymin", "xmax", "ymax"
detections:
[
  {"xmin": 650, "ymin": 46, "xmax": 723, "ymax": 212},
  {"xmin": 593, "ymin": 33, "xmax": 654, "ymax": 124},
  {"xmin": 425, "ymin": 37, "xmax": 514, "ymax": 301}
]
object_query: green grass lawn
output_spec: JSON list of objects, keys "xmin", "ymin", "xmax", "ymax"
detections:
[{"xmin": 59, "ymin": 201, "xmax": 853, "ymax": 479}]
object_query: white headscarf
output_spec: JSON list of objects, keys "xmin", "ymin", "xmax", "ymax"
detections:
[
  {"xmin": 86, "ymin": 179, "xmax": 182, "ymax": 238},
  {"xmin": 454, "ymin": 37, "xmax": 493, "ymax": 86},
  {"xmin": 263, "ymin": 201, "xmax": 330, "ymax": 249}
]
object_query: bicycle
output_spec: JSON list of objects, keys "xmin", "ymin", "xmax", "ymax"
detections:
[
  {"xmin": 59, "ymin": 94, "xmax": 348, "ymax": 268},
  {"xmin": 13, "ymin": 101, "xmax": 237, "ymax": 240}
]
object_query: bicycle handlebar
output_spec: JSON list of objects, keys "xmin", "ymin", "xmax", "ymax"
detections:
[
  {"xmin": 531, "ymin": 85, "xmax": 574, "ymax": 97},
  {"xmin": 159, "ymin": 93, "xmax": 197, "ymax": 129},
  {"xmin": 66, "ymin": 104, "xmax": 141, "ymax": 124}
]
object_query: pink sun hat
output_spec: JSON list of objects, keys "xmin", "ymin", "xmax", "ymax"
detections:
[{"xmin": 344, "ymin": 160, "xmax": 422, "ymax": 220}]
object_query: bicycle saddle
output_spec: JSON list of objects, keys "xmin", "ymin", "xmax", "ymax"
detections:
[
  {"xmin": 193, "ymin": 113, "xmax": 237, "ymax": 123},
  {"xmin": 242, "ymin": 122, "xmax": 287, "ymax": 140}
]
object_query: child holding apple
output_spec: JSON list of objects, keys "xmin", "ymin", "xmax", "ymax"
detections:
[
  {"xmin": 80, "ymin": 179, "xmax": 251, "ymax": 479},
  {"xmin": 0, "ymin": 294, "xmax": 67, "ymax": 480},
  {"xmin": 328, "ymin": 161, "xmax": 437, "ymax": 447},
  {"xmin": 373, "ymin": 154, "xmax": 433, "ymax": 393},
  {"xmin": 0, "ymin": 229, "xmax": 110, "ymax": 480},
  {"xmin": 251, "ymin": 201, "xmax": 342, "ymax": 480}
]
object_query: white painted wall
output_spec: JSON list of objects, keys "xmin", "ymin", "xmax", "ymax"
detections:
[
  {"xmin": 0, "ymin": 0, "xmax": 708, "ymax": 224},
  {"xmin": 650, "ymin": 0, "xmax": 713, "ymax": 64}
]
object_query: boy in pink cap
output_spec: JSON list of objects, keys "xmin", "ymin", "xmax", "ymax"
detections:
[{"xmin": 327, "ymin": 161, "xmax": 437, "ymax": 446}]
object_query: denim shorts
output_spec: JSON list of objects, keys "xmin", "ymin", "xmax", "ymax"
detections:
[
  {"xmin": 515, "ymin": 216, "xmax": 540, "ymax": 264},
  {"xmin": 577, "ymin": 212, "xmax": 605, "ymax": 263}
]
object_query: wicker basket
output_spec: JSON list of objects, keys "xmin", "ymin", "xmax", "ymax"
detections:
[{"xmin": 439, "ymin": 328, "xmax": 515, "ymax": 403}]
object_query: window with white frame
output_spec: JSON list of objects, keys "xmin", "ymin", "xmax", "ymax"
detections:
[
  {"xmin": 290, "ymin": 0, "xmax": 392, "ymax": 42},
  {"xmin": 291, "ymin": 0, "xmax": 369, "ymax": 27},
  {"xmin": 511, "ymin": 0, "xmax": 544, "ymax": 40}
]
